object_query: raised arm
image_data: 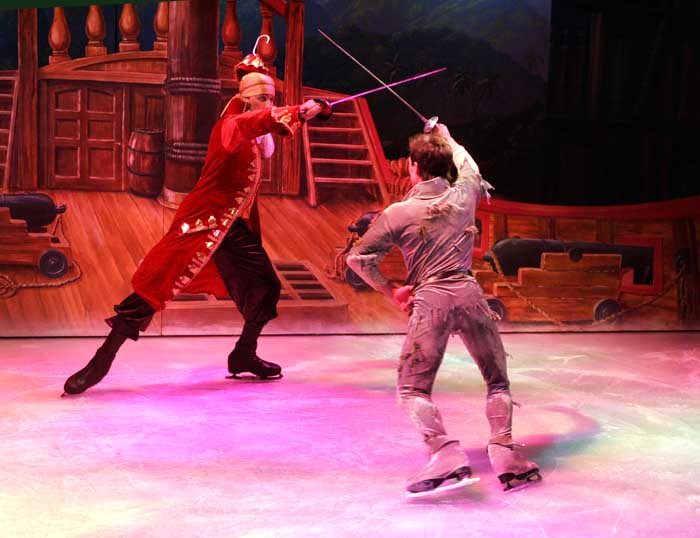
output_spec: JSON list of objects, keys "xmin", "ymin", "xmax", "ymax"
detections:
[
  {"xmin": 432, "ymin": 123, "xmax": 479, "ymax": 175},
  {"xmin": 432, "ymin": 123, "xmax": 493, "ymax": 202},
  {"xmin": 221, "ymin": 100, "xmax": 324, "ymax": 153}
]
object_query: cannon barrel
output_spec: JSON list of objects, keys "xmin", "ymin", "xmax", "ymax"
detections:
[
  {"xmin": 348, "ymin": 210, "xmax": 381, "ymax": 236},
  {"xmin": 485, "ymin": 238, "xmax": 655, "ymax": 285},
  {"xmin": 0, "ymin": 193, "xmax": 66, "ymax": 231}
]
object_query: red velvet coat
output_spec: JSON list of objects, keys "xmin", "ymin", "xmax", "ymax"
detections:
[{"xmin": 131, "ymin": 101, "xmax": 302, "ymax": 310}]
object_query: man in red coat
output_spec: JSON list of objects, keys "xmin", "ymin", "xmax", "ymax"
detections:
[{"xmin": 63, "ymin": 61, "xmax": 325, "ymax": 395}]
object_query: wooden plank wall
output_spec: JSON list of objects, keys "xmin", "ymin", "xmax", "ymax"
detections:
[
  {"xmin": 2, "ymin": 191, "xmax": 697, "ymax": 336},
  {"xmin": 0, "ymin": 190, "xmax": 406, "ymax": 336}
]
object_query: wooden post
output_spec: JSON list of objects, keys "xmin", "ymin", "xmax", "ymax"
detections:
[
  {"xmin": 15, "ymin": 9, "xmax": 39, "ymax": 190},
  {"xmin": 48, "ymin": 7, "xmax": 71, "ymax": 64},
  {"xmin": 161, "ymin": 0, "xmax": 221, "ymax": 208},
  {"xmin": 85, "ymin": 5, "xmax": 107, "ymax": 57},
  {"xmin": 257, "ymin": 3, "xmax": 277, "ymax": 77},
  {"xmin": 220, "ymin": 0, "xmax": 243, "ymax": 78},
  {"xmin": 281, "ymin": 0, "xmax": 304, "ymax": 195},
  {"xmin": 153, "ymin": 2, "xmax": 169, "ymax": 52},
  {"xmin": 119, "ymin": 3, "xmax": 141, "ymax": 52}
]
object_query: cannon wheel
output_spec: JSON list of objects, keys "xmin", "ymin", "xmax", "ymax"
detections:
[
  {"xmin": 39, "ymin": 249, "xmax": 69, "ymax": 278},
  {"xmin": 593, "ymin": 298, "xmax": 621, "ymax": 322},
  {"xmin": 344, "ymin": 266, "xmax": 368, "ymax": 289},
  {"xmin": 486, "ymin": 297, "xmax": 506, "ymax": 321}
]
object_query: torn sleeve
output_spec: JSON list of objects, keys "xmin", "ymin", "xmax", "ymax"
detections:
[{"xmin": 447, "ymin": 138, "xmax": 494, "ymax": 204}]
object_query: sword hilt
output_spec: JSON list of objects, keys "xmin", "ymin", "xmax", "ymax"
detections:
[
  {"xmin": 313, "ymin": 98, "xmax": 333, "ymax": 121},
  {"xmin": 423, "ymin": 116, "xmax": 439, "ymax": 133}
]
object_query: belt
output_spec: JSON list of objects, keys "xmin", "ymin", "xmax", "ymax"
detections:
[{"xmin": 417, "ymin": 269, "xmax": 473, "ymax": 288}]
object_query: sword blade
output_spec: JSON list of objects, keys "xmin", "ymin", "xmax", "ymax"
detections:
[
  {"xmin": 319, "ymin": 29, "xmax": 436, "ymax": 123},
  {"xmin": 330, "ymin": 68, "xmax": 447, "ymax": 106}
]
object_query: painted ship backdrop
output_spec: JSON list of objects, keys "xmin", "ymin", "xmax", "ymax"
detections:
[{"xmin": 0, "ymin": 0, "xmax": 698, "ymax": 336}]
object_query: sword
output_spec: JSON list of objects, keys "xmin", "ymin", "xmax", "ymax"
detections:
[
  {"xmin": 328, "ymin": 68, "xmax": 446, "ymax": 105},
  {"xmin": 311, "ymin": 68, "xmax": 446, "ymax": 120},
  {"xmin": 319, "ymin": 29, "xmax": 442, "ymax": 132}
]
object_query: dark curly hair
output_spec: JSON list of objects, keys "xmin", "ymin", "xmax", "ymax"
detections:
[{"xmin": 408, "ymin": 133, "xmax": 456, "ymax": 184}]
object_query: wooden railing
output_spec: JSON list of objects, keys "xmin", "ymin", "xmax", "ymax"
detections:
[
  {"xmin": 44, "ymin": 1, "xmax": 290, "ymax": 80},
  {"xmin": 47, "ymin": 4, "xmax": 168, "ymax": 62}
]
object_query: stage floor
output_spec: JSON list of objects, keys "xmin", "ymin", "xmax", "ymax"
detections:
[{"xmin": 1, "ymin": 332, "xmax": 699, "ymax": 538}]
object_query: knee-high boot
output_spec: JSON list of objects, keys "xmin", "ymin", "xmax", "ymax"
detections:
[{"xmin": 63, "ymin": 330, "xmax": 128, "ymax": 395}]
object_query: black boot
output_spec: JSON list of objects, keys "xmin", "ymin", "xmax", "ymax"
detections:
[
  {"xmin": 226, "ymin": 321, "xmax": 282, "ymax": 379},
  {"xmin": 62, "ymin": 330, "xmax": 127, "ymax": 395},
  {"xmin": 227, "ymin": 343, "xmax": 282, "ymax": 379}
]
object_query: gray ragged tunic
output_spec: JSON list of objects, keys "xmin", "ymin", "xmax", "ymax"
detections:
[{"xmin": 346, "ymin": 139, "xmax": 490, "ymax": 292}]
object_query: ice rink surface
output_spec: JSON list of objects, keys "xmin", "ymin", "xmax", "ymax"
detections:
[{"xmin": 1, "ymin": 332, "xmax": 699, "ymax": 538}]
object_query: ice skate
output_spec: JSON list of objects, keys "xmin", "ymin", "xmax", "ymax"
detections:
[
  {"xmin": 227, "ymin": 346, "xmax": 282, "ymax": 380},
  {"xmin": 62, "ymin": 330, "xmax": 128, "ymax": 396},
  {"xmin": 405, "ymin": 441, "xmax": 480, "ymax": 499},
  {"xmin": 62, "ymin": 349, "xmax": 115, "ymax": 396},
  {"xmin": 487, "ymin": 443, "xmax": 541, "ymax": 492}
]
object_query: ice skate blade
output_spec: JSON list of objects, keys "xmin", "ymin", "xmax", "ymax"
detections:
[
  {"xmin": 405, "ymin": 476, "xmax": 480, "ymax": 499},
  {"xmin": 503, "ymin": 471, "xmax": 542, "ymax": 493},
  {"xmin": 226, "ymin": 373, "xmax": 283, "ymax": 381}
]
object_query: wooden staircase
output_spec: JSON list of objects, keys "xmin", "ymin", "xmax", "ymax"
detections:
[
  {"xmin": 0, "ymin": 72, "xmax": 18, "ymax": 192},
  {"xmin": 302, "ymin": 88, "xmax": 391, "ymax": 207},
  {"xmin": 167, "ymin": 259, "xmax": 349, "ymax": 333}
]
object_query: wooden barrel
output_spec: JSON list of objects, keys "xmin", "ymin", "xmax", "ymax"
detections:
[{"xmin": 127, "ymin": 129, "xmax": 164, "ymax": 198}]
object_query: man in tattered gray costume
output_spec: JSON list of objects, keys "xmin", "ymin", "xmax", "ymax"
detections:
[{"xmin": 346, "ymin": 125, "xmax": 541, "ymax": 498}]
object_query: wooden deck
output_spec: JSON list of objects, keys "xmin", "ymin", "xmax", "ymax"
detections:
[{"xmin": 0, "ymin": 190, "xmax": 406, "ymax": 336}]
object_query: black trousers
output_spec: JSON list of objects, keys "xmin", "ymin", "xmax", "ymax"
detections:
[{"xmin": 107, "ymin": 219, "xmax": 281, "ymax": 340}]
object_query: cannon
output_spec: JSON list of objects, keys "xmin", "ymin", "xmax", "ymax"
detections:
[
  {"xmin": 483, "ymin": 238, "xmax": 654, "ymax": 286},
  {"xmin": 472, "ymin": 237, "xmax": 657, "ymax": 323},
  {"xmin": 0, "ymin": 193, "xmax": 67, "ymax": 233},
  {"xmin": 0, "ymin": 193, "xmax": 73, "ymax": 278}
]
